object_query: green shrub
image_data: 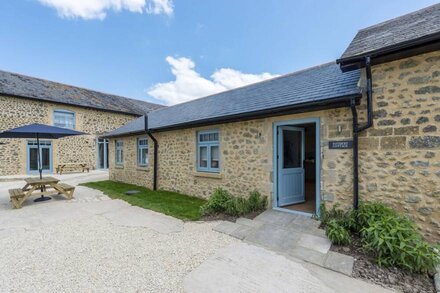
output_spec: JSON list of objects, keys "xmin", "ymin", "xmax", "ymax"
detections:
[
  {"xmin": 359, "ymin": 202, "xmax": 440, "ymax": 273},
  {"xmin": 320, "ymin": 201, "xmax": 440, "ymax": 273},
  {"xmin": 200, "ymin": 188, "xmax": 233, "ymax": 215},
  {"xmin": 200, "ymin": 188, "xmax": 267, "ymax": 216},
  {"xmin": 326, "ymin": 219, "xmax": 351, "ymax": 245}
]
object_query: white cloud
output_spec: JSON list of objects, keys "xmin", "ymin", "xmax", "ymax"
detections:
[
  {"xmin": 37, "ymin": 0, "xmax": 173, "ymax": 20},
  {"xmin": 148, "ymin": 56, "xmax": 279, "ymax": 105}
]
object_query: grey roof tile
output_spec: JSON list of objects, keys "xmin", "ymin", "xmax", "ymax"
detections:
[
  {"xmin": 103, "ymin": 116, "xmax": 146, "ymax": 138},
  {"xmin": 340, "ymin": 4, "xmax": 440, "ymax": 60},
  {"xmin": 147, "ymin": 62, "xmax": 360, "ymax": 130},
  {"xmin": 0, "ymin": 70, "xmax": 165, "ymax": 115}
]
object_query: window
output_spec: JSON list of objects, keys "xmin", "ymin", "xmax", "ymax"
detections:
[
  {"xmin": 197, "ymin": 130, "xmax": 220, "ymax": 172},
  {"xmin": 53, "ymin": 109, "xmax": 75, "ymax": 129},
  {"xmin": 137, "ymin": 138, "xmax": 148, "ymax": 167},
  {"xmin": 115, "ymin": 140, "xmax": 123, "ymax": 165}
]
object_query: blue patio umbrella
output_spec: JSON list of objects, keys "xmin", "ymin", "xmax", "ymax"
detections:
[{"xmin": 0, "ymin": 123, "xmax": 86, "ymax": 201}]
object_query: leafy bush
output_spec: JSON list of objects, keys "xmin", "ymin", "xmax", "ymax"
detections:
[
  {"xmin": 320, "ymin": 201, "xmax": 440, "ymax": 273},
  {"xmin": 326, "ymin": 219, "xmax": 351, "ymax": 245},
  {"xmin": 359, "ymin": 202, "xmax": 440, "ymax": 273},
  {"xmin": 201, "ymin": 188, "xmax": 267, "ymax": 216},
  {"xmin": 319, "ymin": 203, "xmax": 357, "ymax": 232}
]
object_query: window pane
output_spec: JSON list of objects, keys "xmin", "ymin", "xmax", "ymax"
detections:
[
  {"xmin": 199, "ymin": 146, "xmax": 208, "ymax": 168},
  {"xmin": 283, "ymin": 130, "xmax": 302, "ymax": 168},
  {"xmin": 142, "ymin": 148, "xmax": 148, "ymax": 165},
  {"xmin": 54, "ymin": 111, "xmax": 75, "ymax": 129},
  {"xmin": 211, "ymin": 145, "xmax": 219, "ymax": 169}
]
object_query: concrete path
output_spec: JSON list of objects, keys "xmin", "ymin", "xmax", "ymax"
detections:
[
  {"xmin": 214, "ymin": 209, "xmax": 355, "ymax": 276},
  {"xmin": 184, "ymin": 242, "xmax": 393, "ymax": 293},
  {"xmin": 0, "ymin": 171, "xmax": 183, "ymax": 236}
]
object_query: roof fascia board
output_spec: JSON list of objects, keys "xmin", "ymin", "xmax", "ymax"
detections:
[
  {"xmin": 337, "ymin": 33, "xmax": 440, "ymax": 71},
  {"xmin": 149, "ymin": 94, "xmax": 362, "ymax": 133}
]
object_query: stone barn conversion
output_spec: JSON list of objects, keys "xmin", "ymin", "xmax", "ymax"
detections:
[
  {"xmin": 105, "ymin": 4, "xmax": 440, "ymax": 241},
  {"xmin": 0, "ymin": 71, "xmax": 163, "ymax": 176}
]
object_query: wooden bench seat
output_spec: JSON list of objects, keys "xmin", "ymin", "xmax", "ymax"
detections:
[
  {"xmin": 9, "ymin": 188, "xmax": 25, "ymax": 199},
  {"xmin": 56, "ymin": 163, "xmax": 90, "ymax": 175},
  {"xmin": 55, "ymin": 183, "xmax": 75, "ymax": 199},
  {"xmin": 9, "ymin": 188, "xmax": 26, "ymax": 209}
]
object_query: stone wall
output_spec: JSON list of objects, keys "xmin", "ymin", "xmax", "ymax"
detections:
[
  {"xmin": 109, "ymin": 107, "xmax": 355, "ymax": 205},
  {"xmin": 108, "ymin": 134, "xmax": 154, "ymax": 188},
  {"xmin": 355, "ymin": 51, "xmax": 440, "ymax": 241},
  {"xmin": 0, "ymin": 95, "xmax": 137, "ymax": 175}
]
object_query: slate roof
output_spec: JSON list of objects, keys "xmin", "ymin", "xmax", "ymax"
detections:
[
  {"xmin": 147, "ymin": 62, "xmax": 361, "ymax": 130},
  {"xmin": 340, "ymin": 3, "xmax": 440, "ymax": 61},
  {"xmin": 0, "ymin": 70, "xmax": 164, "ymax": 116},
  {"xmin": 103, "ymin": 116, "xmax": 146, "ymax": 138}
]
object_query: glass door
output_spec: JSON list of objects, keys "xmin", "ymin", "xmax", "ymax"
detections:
[
  {"xmin": 97, "ymin": 138, "xmax": 109, "ymax": 169},
  {"xmin": 27, "ymin": 141, "xmax": 52, "ymax": 173}
]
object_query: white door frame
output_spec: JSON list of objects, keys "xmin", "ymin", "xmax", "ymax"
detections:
[{"xmin": 273, "ymin": 117, "xmax": 321, "ymax": 216}]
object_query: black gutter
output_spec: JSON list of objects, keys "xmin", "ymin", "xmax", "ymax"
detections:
[
  {"xmin": 149, "ymin": 94, "xmax": 362, "ymax": 133},
  {"xmin": 144, "ymin": 116, "xmax": 158, "ymax": 191},
  {"xmin": 350, "ymin": 56, "xmax": 374, "ymax": 210}
]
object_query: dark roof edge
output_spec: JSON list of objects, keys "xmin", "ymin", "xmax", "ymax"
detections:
[
  {"xmin": 150, "ymin": 93, "xmax": 362, "ymax": 133},
  {"xmin": 0, "ymin": 92, "xmax": 143, "ymax": 116},
  {"xmin": 100, "ymin": 130, "xmax": 146, "ymax": 139},
  {"xmin": 337, "ymin": 32, "xmax": 440, "ymax": 71}
]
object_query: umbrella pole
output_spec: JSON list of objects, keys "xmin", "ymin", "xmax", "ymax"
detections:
[
  {"xmin": 34, "ymin": 133, "xmax": 51, "ymax": 202},
  {"xmin": 37, "ymin": 133, "xmax": 42, "ymax": 180}
]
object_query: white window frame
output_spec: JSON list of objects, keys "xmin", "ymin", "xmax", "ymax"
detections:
[
  {"xmin": 115, "ymin": 140, "xmax": 124, "ymax": 165},
  {"xmin": 137, "ymin": 137, "xmax": 148, "ymax": 167},
  {"xmin": 197, "ymin": 130, "xmax": 220, "ymax": 173},
  {"xmin": 53, "ymin": 109, "xmax": 75, "ymax": 129}
]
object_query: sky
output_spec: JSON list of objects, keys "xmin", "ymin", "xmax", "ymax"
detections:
[{"xmin": 0, "ymin": 0, "xmax": 438, "ymax": 106}]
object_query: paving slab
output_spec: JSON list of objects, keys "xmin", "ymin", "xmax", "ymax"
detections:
[
  {"xmin": 213, "ymin": 221, "xmax": 243, "ymax": 235},
  {"xmin": 245, "ymin": 224, "xmax": 300, "ymax": 252},
  {"xmin": 184, "ymin": 242, "xmax": 393, "ymax": 293},
  {"xmin": 323, "ymin": 251, "xmax": 354, "ymax": 276},
  {"xmin": 253, "ymin": 210, "xmax": 297, "ymax": 227},
  {"xmin": 236, "ymin": 217, "xmax": 263, "ymax": 228},
  {"xmin": 297, "ymin": 233, "xmax": 331, "ymax": 254},
  {"xmin": 102, "ymin": 205, "xmax": 183, "ymax": 234},
  {"xmin": 229, "ymin": 224, "xmax": 255, "ymax": 240},
  {"xmin": 288, "ymin": 246, "xmax": 327, "ymax": 267}
]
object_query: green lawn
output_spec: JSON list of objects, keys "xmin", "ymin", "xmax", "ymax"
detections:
[{"xmin": 80, "ymin": 180, "xmax": 206, "ymax": 221}]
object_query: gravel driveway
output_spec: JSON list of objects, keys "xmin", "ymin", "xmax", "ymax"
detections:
[{"xmin": 0, "ymin": 172, "xmax": 237, "ymax": 292}]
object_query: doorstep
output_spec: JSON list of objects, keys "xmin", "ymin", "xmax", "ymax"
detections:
[{"xmin": 213, "ymin": 209, "xmax": 354, "ymax": 276}]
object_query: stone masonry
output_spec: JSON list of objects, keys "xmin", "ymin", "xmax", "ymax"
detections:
[
  {"xmin": 0, "ymin": 95, "xmax": 137, "ymax": 175},
  {"xmin": 109, "ymin": 51, "xmax": 439, "ymax": 242}
]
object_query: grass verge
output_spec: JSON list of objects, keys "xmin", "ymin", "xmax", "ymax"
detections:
[{"xmin": 80, "ymin": 180, "xmax": 206, "ymax": 221}]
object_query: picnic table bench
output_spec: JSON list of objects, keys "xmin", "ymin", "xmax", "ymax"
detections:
[
  {"xmin": 9, "ymin": 177, "xmax": 75, "ymax": 209},
  {"xmin": 56, "ymin": 163, "xmax": 90, "ymax": 175}
]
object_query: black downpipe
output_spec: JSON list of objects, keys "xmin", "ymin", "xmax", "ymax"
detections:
[
  {"xmin": 144, "ymin": 116, "xmax": 158, "ymax": 191},
  {"xmin": 351, "ymin": 56, "xmax": 373, "ymax": 210}
]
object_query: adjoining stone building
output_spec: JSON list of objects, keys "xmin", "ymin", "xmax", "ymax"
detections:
[
  {"xmin": 0, "ymin": 71, "xmax": 163, "ymax": 176},
  {"xmin": 105, "ymin": 4, "xmax": 440, "ymax": 241}
]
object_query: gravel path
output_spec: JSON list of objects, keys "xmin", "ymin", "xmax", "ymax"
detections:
[{"xmin": 0, "ymin": 216, "xmax": 237, "ymax": 292}]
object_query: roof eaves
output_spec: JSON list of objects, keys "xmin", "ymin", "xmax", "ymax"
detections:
[
  {"xmin": 150, "ymin": 92, "xmax": 362, "ymax": 132},
  {"xmin": 338, "ymin": 31, "xmax": 440, "ymax": 71}
]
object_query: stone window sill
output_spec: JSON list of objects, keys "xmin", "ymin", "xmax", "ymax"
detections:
[
  {"xmin": 136, "ymin": 167, "xmax": 149, "ymax": 172},
  {"xmin": 115, "ymin": 165, "xmax": 124, "ymax": 169},
  {"xmin": 193, "ymin": 172, "xmax": 223, "ymax": 179}
]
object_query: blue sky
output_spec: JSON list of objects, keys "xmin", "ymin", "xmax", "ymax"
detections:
[{"xmin": 0, "ymin": 0, "xmax": 438, "ymax": 105}]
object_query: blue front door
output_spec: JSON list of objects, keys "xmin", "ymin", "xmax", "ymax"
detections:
[
  {"xmin": 27, "ymin": 140, "xmax": 52, "ymax": 174},
  {"xmin": 277, "ymin": 126, "xmax": 305, "ymax": 206}
]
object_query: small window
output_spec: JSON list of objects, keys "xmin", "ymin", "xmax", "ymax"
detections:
[
  {"xmin": 115, "ymin": 140, "xmax": 123, "ymax": 165},
  {"xmin": 197, "ymin": 130, "xmax": 220, "ymax": 172},
  {"xmin": 137, "ymin": 138, "xmax": 148, "ymax": 167},
  {"xmin": 53, "ymin": 109, "xmax": 75, "ymax": 129}
]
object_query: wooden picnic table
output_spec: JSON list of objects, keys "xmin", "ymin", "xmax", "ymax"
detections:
[{"xmin": 9, "ymin": 177, "xmax": 75, "ymax": 209}]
